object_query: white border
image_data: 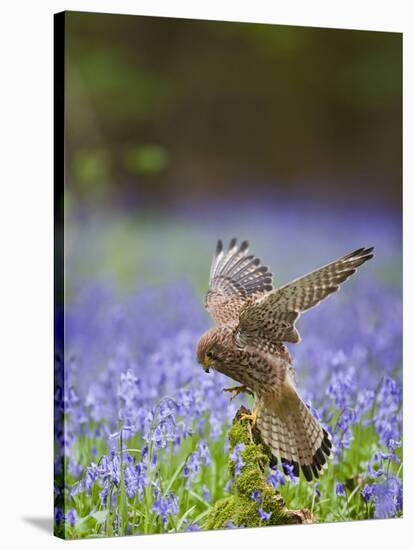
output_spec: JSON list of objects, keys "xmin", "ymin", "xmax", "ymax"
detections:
[{"xmin": 0, "ymin": 1, "xmax": 411, "ymax": 548}]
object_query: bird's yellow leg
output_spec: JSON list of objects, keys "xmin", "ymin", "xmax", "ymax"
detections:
[{"xmin": 223, "ymin": 385, "xmax": 254, "ymax": 400}]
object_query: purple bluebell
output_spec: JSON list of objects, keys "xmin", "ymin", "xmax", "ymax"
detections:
[
  {"xmin": 66, "ymin": 509, "xmax": 78, "ymax": 527},
  {"xmin": 373, "ymin": 482, "xmax": 396, "ymax": 518},
  {"xmin": 335, "ymin": 482, "xmax": 346, "ymax": 497},
  {"xmin": 268, "ymin": 468, "xmax": 285, "ymax": 490},
  {"xmin": 225, "ymin": 521, "xmax": 237, "ymax": 529},
  {"xmin": 152, "ymin": 491, "xmax": 179, "ymax": 525},
  {"xmin": 202, "ymin": 485, "xmax": 211, "ymax": 502},
  {"xmin": 224, "ymin": 479, "xmax": 233, "ymax": 493},
  {"xmin": 361, "ymin": 483, "xmax": 373, "ymax": 503},
  {"xmin": 54, "ymin": 507, "xmax": 64, "ymax": 524},
  {"xmin": 283, "ymin": 463, "xmax": 298, "ymax": 485},
  {"xmin": 258, "ymin": 508, "xmax": 272, "ymax": 521},
  {"xmin": 185, "ymin": 522, "xmax": 201, "ymax": 531},
  {"xmin": 230, "ymin": 443, "xmax": 245, "ymax": 476}
]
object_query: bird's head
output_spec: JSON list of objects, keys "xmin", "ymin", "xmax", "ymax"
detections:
[{"xmin": 196, "ymin": 328, "xmax": 224, "ymax": 373}]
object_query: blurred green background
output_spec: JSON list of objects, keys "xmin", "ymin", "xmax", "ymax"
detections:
[{"xmin": 65, "ymin": 11, "xmax": 402, "ymax": 207}]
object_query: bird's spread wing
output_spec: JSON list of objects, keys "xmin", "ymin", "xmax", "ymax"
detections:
[
  {"xmin": 235, "ymin": 246, "xmax": 374, "ymax": 348},
  {"xmin": 204, "ymin": 238, "xmax": 273, "ymax": 325}
]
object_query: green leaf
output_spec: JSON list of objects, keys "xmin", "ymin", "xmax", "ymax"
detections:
[
  {"xmin": 175, "ymin": 505, "xmax": 197, "ymax": 531},
  {"xmin": 189, "ymin": 490, "xmax": 211, "ymax": 508},
  {"xmin": 163, "ymin": 460, "xmax": 186, "ymax": 496},
  {"xmin": 91, "ymin": 510, "xmax": 109, "ymax": 524}
]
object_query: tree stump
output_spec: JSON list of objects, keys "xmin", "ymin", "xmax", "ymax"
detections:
[{"xmin": 204, "ymin": 406, "xmax": 315, "ymax": 529}]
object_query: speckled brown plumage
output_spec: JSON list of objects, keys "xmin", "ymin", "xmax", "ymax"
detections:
[{"xmin": 197, "ymin": 239, "xmax": 374, "ymax": 481}]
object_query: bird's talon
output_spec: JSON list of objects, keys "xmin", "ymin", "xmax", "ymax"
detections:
[
  {"xmin": 223, "ymin": 385, "xmax": 253, "ymax": 400},
  {"xmin": 239, "ymin": 410, "xmax": 258, "ymax": 428}
]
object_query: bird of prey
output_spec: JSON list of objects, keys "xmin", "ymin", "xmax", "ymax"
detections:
[{"xmin": 196, "ymin": 239, "xmax": 374, "ymax": 481}]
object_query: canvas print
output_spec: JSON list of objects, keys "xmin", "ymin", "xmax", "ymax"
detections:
[{"xmin": 54, "ymin": 11, "xmax": 402, "ymax": 539}]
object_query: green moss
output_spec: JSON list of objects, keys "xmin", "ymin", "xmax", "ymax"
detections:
[
  {"xmin": 204, "ymin": 408, "xmax": 315, "ymax": 529},
  {"xmin": 228, "ymin": 417, "xmax": 253, "ymax": 447}
]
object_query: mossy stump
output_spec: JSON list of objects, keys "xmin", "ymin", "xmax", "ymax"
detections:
[{"xmin": 204, "ymin": 406, "xmax": 315, "ymax": 530}]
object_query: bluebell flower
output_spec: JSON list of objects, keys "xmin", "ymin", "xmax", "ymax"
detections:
[
  {"xmin": 258, "ymin": 508, "xmax": 272, "ymax": 521},
  {"xmin": 99, "ymin": 487, "xmax": 109, "ymax": 506},
  {"xmin": 209, "ymin": 414, "xmax": 224, "ymax": 440},
  {"xmin": 108, "ymin": 425, "xmax": 135, "ymax": 441},
  {"xmin": 186, "ymin": 451, "xmax": 201, "ymax": 477},
  {"xmin": 152, "ymin": 491, "xmax": 179, "ymax": 525},
  {"xmin": 251, "ymin": 490, "xmax": 262, "ymax": 502},
  {"xmin": 159, "ymin": 398, "xmax": 176, "ymax": 420},
  {"xmin": 367, "ymin": 453, "xmax": 384, "ymax": 478},
  {"xmin": 198, "ymin": 440, "xmax": 212, "ymax": 466},
  {"xmin": 202, "ymin": 485, "xmax": 211, "ymax": 502},
  {"xmin": 225, "ymin": 521, "xmax": 237, "ymax": 529},
  {"xmin": 54, "ymin": 507, "xmax": 64, "ymax": 524},
  {"xmin": 152, "ymin": 424, "xmax": 167, "ymax": 449},
  {"xmin": 327, "ymin": 367, "xmax": 355, "ymax": 410},
  {"xmin": 337, "ymin": 409, "xmax": 355, "ymax": 432},
  {"xmin": 268, "ymin": 468, "xmax": 285, "ymax": 490},
  {"xmin": 185, "ymin": 521, "xmax": 201, "ymax": 531},
  {"xmin": 371, "ymin": 475, "xmax": 402, "ymax": 519},
  {"xmin": 361, "ymin": 483, "xmax": 373, "ymax": 503},
  {"xmin": 283, "ymin": 463, "xmax": 298, "ymax": 485},
  {"xmin": 180, "ymin": 421, "xmax": 193, "ymax": 440},
  {"xmin": 224, "ymin": 479, "xmax": 233, "ymax": 493},
  {"xmin": 335, "ymin": 482, "xmax": 346, "ymax": 497},
  {"xmin": 66, "ymin": 509, "xmax": 78, "ymax": 527},
  {"xmin": 134, "ymin": 461, "xmax": 149, "ymax": 501},
  {"xmin": 373, "ymin": 482, "xmax": 396, "ymax": 518},
  {"xmin": 230, "ymin": 443, "xmax": 245, "ymax": 476},
  {"xmin": 182, "ymin": 441, "xmax": 211, "ymax": 485},
  {"xmin": 356, "ymin": 389, "xmax": 375, "ymax": 414}
]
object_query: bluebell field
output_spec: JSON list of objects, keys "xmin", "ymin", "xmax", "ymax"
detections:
[{"xmin": 55, "ymin": 198, "xmax": 402, "ymax": 538}]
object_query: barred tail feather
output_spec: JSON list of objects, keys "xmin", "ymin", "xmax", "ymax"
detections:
[{"xmin": 257, "ymin": 396, "xmax": 332, "ymax": 482}]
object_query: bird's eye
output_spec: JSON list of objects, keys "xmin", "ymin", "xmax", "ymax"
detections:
[{"xmin": 206, "ymin": 350, "xmax": 213, "ymax": 359}]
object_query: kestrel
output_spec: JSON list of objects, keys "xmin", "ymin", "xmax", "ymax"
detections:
[{"xmin": 196, "ymin": 239, "xmax": 374, "ymax": 481}]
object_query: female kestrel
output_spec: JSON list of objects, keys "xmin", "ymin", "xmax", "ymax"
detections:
[{"xmin": 196, "ymin": 239, "xmax": 374, "ymax": 481}]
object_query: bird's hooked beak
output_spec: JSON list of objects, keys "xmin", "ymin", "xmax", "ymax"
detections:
[{"xmin": 202, "ymin": 355, "xmax": 211, "ymax": 374}]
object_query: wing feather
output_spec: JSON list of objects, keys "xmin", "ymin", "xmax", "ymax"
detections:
[
  {"xmin": 236, "ymin": 246, "xmax": 374, "ymax": 347},
  {"xmin": 204, "ymin": 238, "xmax": 273, "ymax": 324}
]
